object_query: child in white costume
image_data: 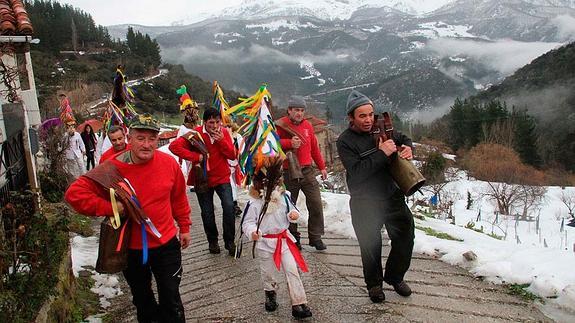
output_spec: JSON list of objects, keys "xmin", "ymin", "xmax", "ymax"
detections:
[{"xmin": 242, "ymin": 177, "xmax": 312, "ymax": 319}]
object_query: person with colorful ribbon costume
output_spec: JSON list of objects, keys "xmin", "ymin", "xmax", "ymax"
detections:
[
  {"xmin": 241, "ymin": 170, "xmax": 312, "ymax": 319},
  {"xmin": 65, "ymin": 114, "xmax": 191, "ymax": 323}
]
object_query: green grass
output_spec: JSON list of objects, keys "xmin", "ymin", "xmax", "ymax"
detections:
[
  {"xmin": 487, "ymin": 232, "xmax": 504, "ymax": 240},
  {"xmin": 416, "ymin": 225, "xmax": 463, "ymax": 241},
  {"xmin": 507, "ymin": 284, "xmax": 541, "ymax": 302},
  {"xmin": 68, "ymin": 210, "xmax": 94, "ymax": 237}
]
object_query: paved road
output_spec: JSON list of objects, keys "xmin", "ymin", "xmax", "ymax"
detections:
[{"xmin": 107, "ymin": 193, "xmax": 550, "ymax": 322}]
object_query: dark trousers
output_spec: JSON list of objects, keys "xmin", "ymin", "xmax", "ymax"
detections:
[
  {"xmin": 195, "ymin": 182, "xmax": 236, "ymax": 248},
  {"xmin": 86, "ymin": 150, "xmax": 95, "ymax": 170},
  {"xmin": 284, "ymin": 167, "xmax": 325, "ymax": 242},
  {"xmin": 123, "ymin": 237, "xmax": 185, "ymax": 323},
  {"xmin": 350, "ymin": 193, "xmax": 414, "ymax": 289}
]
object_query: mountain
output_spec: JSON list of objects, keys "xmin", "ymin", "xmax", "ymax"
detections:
[
  {"xmin": 427, "ymin": 0, "xmax": 575, "ymax": 41},
  {"xmin": 472, "ymin": 41, "xmax": 575, "ymax": 171},
  {"xmin": 171, "ymin": 0, "xmax": 456, "ymax": 26},
  {"xmin": 109, "ymin": 0, "xmax": 573, "ymax": 127}
]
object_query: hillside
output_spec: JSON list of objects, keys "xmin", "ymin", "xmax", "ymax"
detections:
[{"xmin": 429, "ymin": 42, "xmax": 575, "ymax": 173}]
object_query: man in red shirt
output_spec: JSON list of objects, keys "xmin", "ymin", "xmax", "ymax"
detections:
[
  {"xmin": 99, "ymin": 125, "xmax": 129, "ymax": 163},
  {"xmin": 276, "ymin": 96, "xmax": 328, "ymax": 250},
  {"xmin": 65, "ymin": 114, "xmax": 191, "ymax": 322},
  {"xmin": 169, "ymin": 108, "xmax": 237, "ymax": 256}
]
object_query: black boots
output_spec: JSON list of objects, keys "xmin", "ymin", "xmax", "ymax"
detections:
[
  {"xmin": 368, "ymin": 286, "xmax": 385, "ymax": 303},
  {"xmin": 264, "ymin": 291, "xmax": 278, "ymax": 312},
  {"xmin": 309, "ymin": 239, "xmax": 327, "ymax": 251},
  {"xmin": 391, "ymin": 281, "xmax": 412, "ymax": 297},
  {"xmin": 208, "ymin": 241, "xmax": 220, "ymax": 254},
  {"xmin": 291, "ymin": 304, "xmax": 312, "ymax": 319},
  {"xmin": 265, "ymin": 291, "xmax": 312, "ymax": 319}
]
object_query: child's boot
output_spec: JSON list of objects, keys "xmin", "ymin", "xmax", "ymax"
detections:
[
  {"xmin": 265, "ymin": 290, "xmax": 278, "ymax": 312},
  {"xmin": 292, "ymin": 304, "xmax": 312, "ymax": 319}
]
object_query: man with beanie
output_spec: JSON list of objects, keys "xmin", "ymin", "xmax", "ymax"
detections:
[
  {"xmin": 276, "ymin": 96, "xmax": 328, "ymax": 250},
  {"xmin": 336, "ymin": 90, "xmax": 415, "ymax": 303}
]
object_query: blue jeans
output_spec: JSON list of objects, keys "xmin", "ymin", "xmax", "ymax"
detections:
[{"xmin": 195, "ymin": 183, "xmax": 236, "ymax": 248}]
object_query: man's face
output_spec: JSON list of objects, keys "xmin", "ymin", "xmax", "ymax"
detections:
[
  {"xmin": 128, "ymin": 129, "xmax": 158, "ymax": 163},
  {"xmin": 109, "ymin": 130, "xmax": 126, "ymax": 152},
  {"xmin": 204, "ymin": 117, "xmax": 222, "ymax": 135},
  {"xmin": 350, "ymin": 104, "xmax": 375, "ymax": 133},
  {"xmin": 288, "ymin": 107, "xmax": 305, "ymax": 124}
]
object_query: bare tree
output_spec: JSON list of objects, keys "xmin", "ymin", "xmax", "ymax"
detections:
[
  {"xmin": 482, "ymin": 119, "xmax": 515, "ymax": 148},
  {"xmin": 483, "ymin": 182, "xmax": 524, "ymax": 216},
  {"xmin": 518, "ymin": 185, "xmax": 547, "ymax": 220},
  {"xmin": 560, "ymin": 190, "xmax": 575, "ymax": 219}
]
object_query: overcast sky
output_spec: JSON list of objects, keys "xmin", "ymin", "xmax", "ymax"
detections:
[{"xmin": 58, "ymin": 0, "xmax": 242, "ymax": 26}]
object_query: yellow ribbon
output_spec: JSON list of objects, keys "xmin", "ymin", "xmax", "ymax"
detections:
[{"xmin": 109, "ymin": 188, "xmax": 121, "ymax": 229}]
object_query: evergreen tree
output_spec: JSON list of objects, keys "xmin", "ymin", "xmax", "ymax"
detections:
[{"xmin": 512, "ymin": 108, "xmax": 542, "ymax": 168}]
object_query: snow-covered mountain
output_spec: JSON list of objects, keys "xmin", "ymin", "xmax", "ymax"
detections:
[
  {"xmin": 169, "ymin": 0, "xmax": 575, "ymax": 25},
  {"xmin": 104, "ymin": 0, "xmax": 575, "ymax": 126},
  {"xmin": 172, "ymin": 0, "xmax": 456, "ymax": 25}
]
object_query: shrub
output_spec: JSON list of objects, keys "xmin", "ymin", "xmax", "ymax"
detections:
[{"xmin": 0, "ymin": 192, "xmax": 69, "ymax": 322}]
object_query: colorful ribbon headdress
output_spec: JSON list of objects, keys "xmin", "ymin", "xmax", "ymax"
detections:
[
  {"xmin": 226, "ymin": 84, "xmax": 285, "ymax": 186},
  {"xmin": 177, "ymin": 85, "xmax": 198, "ymax": 111},
  {"xmin": 212, "ymin": 81, "xmax": 233, "ymax": 126}
]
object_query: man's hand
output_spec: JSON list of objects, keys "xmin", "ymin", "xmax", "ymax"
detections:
[
  {"xmin": 179, "ymin": 232, "xmax": 191, "ymax": 249},
  {"xmin": 320, "ymin": 169, "xmax": 328, "ymax": 180},
  {"xmin": 288, "ymin": 210, "xmax": 299, "ymax": 221},
  {"xmin": 211, "ymin": 128, "xmax": 224, "ymax": 141},
  {"xmin": 291, "ymin": 136, "xmax": 302, "ymax": 149},
  {"xmin": 251, "ymin": 231, "xmax": 260, "ymax": 241},
  {"xmin": 379, "ymin": 137, "xmax": 397, "ymax": 156},
  {"xmin": 399, "ymin": 145, "xmax": 413, "ymax": 160},
  {"xmin": 198, "ymin": 154, "xmax": 204, "ymax": 162},
  {"xmin": 116, "ymin": 201, "xmax": 124, "ymax": 214}
]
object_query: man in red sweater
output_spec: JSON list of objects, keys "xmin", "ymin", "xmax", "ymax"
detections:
[
  {"xmin": 169, "ymin": 108, "xmax": 237, "ymax": 256},
  {"xmin": 65, "ymin": 114, "xmax": 191, "ymax": 323},
  {"xmin": 276, "ymin": 96, "xmax": 328, "ymax": 250},
  {"xmin": 99, "ymin": 125, "xmax": 129, "ymax": 163}
]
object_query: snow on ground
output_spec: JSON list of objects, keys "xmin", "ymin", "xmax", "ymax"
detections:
[
  {"xmin": 246, "ymin": 19, "xmax": 316, "ymax": 32},
  {"xmin": 405, "ymin": 21, "xmax": 476, "ymax": 39},
  {"xmin": 286, "ymin": 169, "xmax": 575, "ymax": 316},
  {"xmin": 70, "ymin": 235, "xmax": 123, "ymax": 309}
]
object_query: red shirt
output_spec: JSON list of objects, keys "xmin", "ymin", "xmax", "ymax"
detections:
[
  {"xmin": 276, "ymin": 116, "xmax": 326, "ymax": 170},
  {"xmin": 169, "ymin": 126, "xmax": 236, "ymax": 187},
  {"xmin": 65, "ymin": 151, "xmax": 191, "ymax": 249},
  {"xmin": 99, "ymin": 144, "xmax": 130, "ymax": 164}
]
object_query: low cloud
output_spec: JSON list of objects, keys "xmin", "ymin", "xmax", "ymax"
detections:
[
  {"xmin": 552, "ymin": 14, "xmax": 575, "ymax": 41},
  {"xmin": 426, "ymin": 38, "xmax": 563, "ymax": 75},
  {"xmin": 406, "ymin": 97, "xmax": 457, "ymax": 124},
  {"xmin": 161, "ymin": 44, "xmax": 358, "ymax": 66},
  {"xmin": 501, "ymin": 85, "xmax": 572, "ymax": 120}
]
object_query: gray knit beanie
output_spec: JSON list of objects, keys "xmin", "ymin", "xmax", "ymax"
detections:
[
  {"xmin": 288, "ymin": 95, "xmax": 306, "ymax": 109},
  {"xmin": 346, "ymin": 90, "xmax": 372, "ymax": 115}
]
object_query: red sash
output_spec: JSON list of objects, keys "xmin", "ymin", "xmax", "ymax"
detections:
[{"xmin": 263, "ymin": 230, "xmax": 308, "ymax": 273}]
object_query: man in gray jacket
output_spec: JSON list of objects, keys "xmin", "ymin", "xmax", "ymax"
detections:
[{"xmin": 336, "ymin": 90, "xmax": 415, "ymax": 303}]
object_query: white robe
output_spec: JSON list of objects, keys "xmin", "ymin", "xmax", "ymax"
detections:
[{"xmin": 242, "ymin": 189, "xmax": 308, "ymax": 305}]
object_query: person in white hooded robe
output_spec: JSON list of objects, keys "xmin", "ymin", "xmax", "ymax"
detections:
[{"xmin": 242, "ymin": 174, "xmax": 312, "ymax": 319}]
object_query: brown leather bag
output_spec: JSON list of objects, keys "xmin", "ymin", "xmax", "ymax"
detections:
[
  {"xmin": 83, "ymin": 162, "xmax": 146, "ymax": 273},
  {"xmin": 95, "ymin": 216, "xmax": 131, "ymax": 274}
]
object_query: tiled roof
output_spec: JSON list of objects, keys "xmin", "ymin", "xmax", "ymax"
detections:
[
  {"xmin": 0, "ymin": 0, "xmax": 33, "ymax": 36},
  {"xmin": 159, "ymin": 129, "xmax": 178, "ymax": 140}
]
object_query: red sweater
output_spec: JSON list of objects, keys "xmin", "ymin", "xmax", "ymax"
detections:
[
  {"xmin": 276, "ymin": 116, "xmax": 326, "ymax": 170},
  {"xmin": 99, "ymin": 144, "xmax": 130, "ymax": 164},
  {"xmin": 169, "ymin": 126, "xmax": 236, "ymax": 187},
  {"xmin": 65, "ymin": 151, "xmax": 191, "ymax": 249}
]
